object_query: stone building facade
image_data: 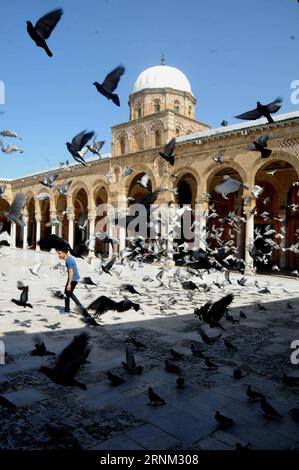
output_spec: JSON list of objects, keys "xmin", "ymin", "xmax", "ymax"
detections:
[{"xmin": 0, "ymin": 63, "xmax": 298, "ymax": 272}]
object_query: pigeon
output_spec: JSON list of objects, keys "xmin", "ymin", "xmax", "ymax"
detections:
[
  {"xmin": 87, "ymin": 295, "xmax": 140, "ymax": 317},
  {"xmin": 93, "ymin": 65, "xmax": 125, "ymax": 107},
  {"xmin": 26, "ymin": 9, "xmax": 63, "ymax": 57},
  {"xmin": 260, "ymin": 397, "xmax": 282, "ymax": 419},
  {"xmin": 29, "ymin": 262, "xmax": 43, "ymax": 277},
  {"xmin": 51, "ymin": 290, "xmax": 65, "ymax": 300},
  {"xmin": 123, "ymin": 166, "xmax": 135, "ymax": 177},
  {"xmin": 235, "ymin": 97, "xmax": 283, "ymax": 124},
  {"xmin": 66, "ymin": 130, "xmax": 94, "ymax": 166},
  {"xmin": 221, "ymin": 120, "xmax": 228, "ymax": 126},
  {"xmin": 214, "ymin": 411, "xmax": 234, "ymax": 428},
  {"xmin": 233, "ymin": 369, "xmax": 243, "ymax": 379},
  {"xmin": 181, "ymin": 280, "xmax": 199, "ymax": 291},
  {"xmin": 129, "ymin": 338, "xmax": 147, "ymax": 350},
  {"xmin": 40, "ymin": 174, "xmax": 58, "ymax": 188},
  {"xmin": 213, "ymin": 150, "xmax": 225, "ymax": 164},
  {"xmin": 205, "ymin": 357, "xmax": 218, "ymax": 369},
  {"xmin": 57, "ymin": 181, "xmax": 72, "ymax": 196},
  {"xmin": 199, "ymin": 328, "xmax": 221, "ymax": 345},
  {"xmin": 237, "ymin": 277, "xmax": 247, "ymax": 286},
  {"xmin": 148, "ymin": 387, "xmax": 166, "ymax": 405},
  {"xmin": 86, "ymin": 138, "xmax": 105, "ymax": 157},
  {"xmin": 214, "ymin": 176, "xmax": 248, "ymax": 199},
  {"xmin": 224, "ymin": 339, "xmax": 238, "ymax": 352},
  {"xmin": 191, "ymin": 344, "xmax": 205, "ymax": 358},
  {"xmin": 40, "ymin": 333, "xmax": 90, "ymax": 390},
  {"xmin": 0, "ymin": 129, "xmax": 21, "ymax": 139},
  {"xmin": 0, "ymin": 140, "xmax": 24, "ymax": 154},
  {"xmin": 101, "ymin": 256, "xmax": 117, "ymax": 275},
  {"xmin": 136, "ymin": 172, "xmax": 151, "ymax": 189},
  {"xmin": 282, "ymin": 373, "xmax": 299, "ymax": 386},
  {"xmin": 119, "ymin": 284, "xmax": 140, "ymax": 295},
  {"xmin": 239, "ymin": 310, "xmax": 246, "ymax": 319},
  {"xmin": 170, "ymin": 348, "xmax": 184, "ymax": 360},
  {"xmin": 30, "ymin": 338, "xmax": 55, "ymax": 357},
  {"xmin": 176, "ymin": 377, "xmax": 185, "ymax": 389},
  {"xmin": 3, "ymin": 192, "xmax": 25, "ymax": 226},
  {"xmin": 164, "ymin": 360, "xmax": 181, "ymax": 374},
  {"xmin": 289, "ymin": 408, "xmax": 299, "ymax": 423},
  {"xmin": 159, "ymin": 138, "xmax": 175, "ymax": 165},
  {"xmin": 11, "ymin": 285, "xmax": 33, "ymax": 308},
  {"xmin": 81, "ymin": 277, "xmax": 98, "ymax": 287},
  {"xmin": 36, "ymin": 192, "xmax": 50, "ymax": 201},
  {"xmin": 106, "ymin": 371, "xmax": 125, "ymax": 385},
  {"xmin": 122, "ymin": 346, "xmax": 143, "ymax": 375},
  {"xmin": 248, "ymin": 135, "xmax": 272, "ymax": 159},
  {"xmin": 246, "ymin": 385, "xmax": 265, "ymax": 401}
]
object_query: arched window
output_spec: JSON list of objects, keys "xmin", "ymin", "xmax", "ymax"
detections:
[
  {"xmin": 155, "ymin": 130, "xmax": 161, "ymax": 147},
  {"xmin": 176, "ymin": 128, "xmax": 180, "ymax": 136},
  {"xmin": 137, "ymin": 106, "xmax": 142, "ymax": 118},
  {"xmin": 154, "ymin": 100, "xmax": 161, "ymax": 113},
  {"xmin": 189, "ymin": 105, "xmax": 192, "ymax": 116},
  {"xmin": 120, "ymin": 138, "xmax": 126, "ymax": 155},
  {"xmin": 174, "ymin": 101, "xmax": 180, "ymax": 113}
]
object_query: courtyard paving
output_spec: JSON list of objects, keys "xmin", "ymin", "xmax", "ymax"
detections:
[{"xmin": 0, "ymin": 247, "xmax": 298, "ymax": 450}]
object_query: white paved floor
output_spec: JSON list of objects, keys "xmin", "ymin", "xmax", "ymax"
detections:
[{"xmin": 0, "ymin": 247, "xmax": 299, "ymax": 450}]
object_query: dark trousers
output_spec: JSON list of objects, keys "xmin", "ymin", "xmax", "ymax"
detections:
[{"xmin": 64, "ymin": 281, "xmax": 83, "ymax": 312}]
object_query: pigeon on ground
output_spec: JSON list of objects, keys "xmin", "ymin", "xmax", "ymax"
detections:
[
  {"xmin": 170, "ymin": 348, "xmax": 184, "ymax": 360},
  {"xmin": 205, "ymin": 358, "xmax": 218, "ymax": 369},
  {"xmin": 26, "ymin": 9, "xmax": 63, "ymax": 57},
  {"xmin": 93, "ymin": 65, "xmax": 125, "ymax": 107},
  {"xmin": 246, "ymin": 385, "xmax": 265, "ymax": 400},
  {"xmin": 101, "ymin": 256, "xmax": 117, "ymax": 275},
  {"xmin": 106, "ymin": 371, "xmax": 125, "ymax": 385},
  {"xmin": 165, "ymin": 360, "xmax": 181, "ymax": 374},
  {"xmin": 148, "ymin": 387, "xmax": 166, "ymax": 405},
  {"xmin": 176, "ymin": 377, "xmax": 185, "ymax": 389},
  {"xmin": 40, "ymin": 333, "xmax": 90, "ymax": 390},
  {"xmin": 260, "ymin": 397, "xmax": 282, "ymax": 419},
  {"xmin": 215, "ymin": 411, "xmax": 234, "ymax": 428},
  {"xmin": 122, "ymin": 346, "xmax": 143, "ymax": 375},
  {"xmin": 224, "ymin": 339, "xmax": 238, "ymax": 352},
  {"xmin": 235, "ymin": 97, "xmax": 283, "ymax": 124},
  {"xmin": 11, "ymin": 285, "xmax": 33, "ymax": 308},
  {"xmin": 30, "ymin": 338, "xmax": 55, "ymax": 356}
]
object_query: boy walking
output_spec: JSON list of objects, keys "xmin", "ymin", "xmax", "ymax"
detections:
[{"xmin": 56, "ymin": 247, "xmax": 85, "ymax": 313}]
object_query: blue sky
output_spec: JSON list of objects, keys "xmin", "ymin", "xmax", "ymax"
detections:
[{"xmin": 0, "ymin": 0, "xmax": 299, "ymax": 178}]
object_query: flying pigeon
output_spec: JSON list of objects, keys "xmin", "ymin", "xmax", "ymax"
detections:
[
  {"xmin": 159, "ymin": 138, "xmax": 175, "ymax": 165},
  {"xmin": 235, "ymin": 97, "xmax": 283, "ymax": 124},
  {"xmin": 214, "ymin": 176, "xmax": 248, "ymax": 199},
  {"xmin": 66, "ymin": 130, "xmax": 95, "ymax": 166},
  {"xmin": 26, "ymin": 9, "xmax": 64, "ymax": 57},
  {"xmin": 248, "ymin": 135, "xmax": 272, "ymax": 158},
  {"xmin": 93, "ymin": 65, "xmax": 125, "ymax": 107}
]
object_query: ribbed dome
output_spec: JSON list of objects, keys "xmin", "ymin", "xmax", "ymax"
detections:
[{"xmin": 133, "ymin": 65, "xmax": 192, "ymax": 95}]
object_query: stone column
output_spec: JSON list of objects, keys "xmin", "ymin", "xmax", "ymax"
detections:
[
  {"xmin": 35, "ymin": 216, "xmax": 42, "ymax": 251},
  {"xmin": 68, "ymin": 215, "xmax": 74, "ymax": 248},
  {"xmin": 22, "ymin": 217, "xmax": 29, "ymax": 250},
  {"xmin": 10, "ymin": 222, "xmax": 16, "ymax": 248},
  {"xmin": 243, "ymin": 203, "xmax": 255, "ymax": 275},
  {"xmin": 88, "ymin": 216, "xmax": 96, "ymax": 258}
]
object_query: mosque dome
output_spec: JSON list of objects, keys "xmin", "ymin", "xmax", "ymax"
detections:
[{"xmin": 133, "ymin": 64, "xmax": 193, "ymax": 95}]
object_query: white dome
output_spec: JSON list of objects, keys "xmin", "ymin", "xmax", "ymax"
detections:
[{"xmin": 133, "ymin": 65, "xmax": 193, "ymax": 95}]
